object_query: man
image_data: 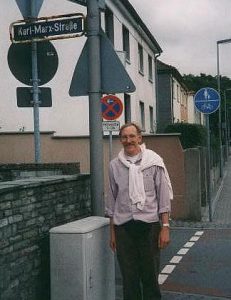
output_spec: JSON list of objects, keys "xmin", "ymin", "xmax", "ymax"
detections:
[{"xmin": 106, "ymin": 122, "xmax": 172, "ymax": 300}]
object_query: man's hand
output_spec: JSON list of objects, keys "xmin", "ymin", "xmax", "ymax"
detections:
[
  {"xmin": 158, "ymin": 226, "xmax": 170, "ymax": 249},
  {"xmin": 110, "ymin": 235, "xmax": 116, "ymax": 252},
  {"xmin": 110, "ymin": 218, "xmax": 116, "ymax": 252}
]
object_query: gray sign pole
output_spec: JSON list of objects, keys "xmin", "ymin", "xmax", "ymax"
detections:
[
  {"xmin": 206, "ymin": 115, "xmax": 212, "ymax": 221},
  {"xmin": 87, "ymin": 0, "xmax": 104, "ymax": 216},
  {"xmin": 109, "ymin": 131, "xmax": 113, "ymax": 162},
  {"xmin": 31, "ymin": 0, "xmax": 41, "ymax": 163}
]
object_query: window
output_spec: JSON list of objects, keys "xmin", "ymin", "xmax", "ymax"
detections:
[
  {"xmin": 148, "ymin": 55, "xmax": 153, "ymax": 81},
  {"xmin": 105, "ymin": 7, "xmax": 114, "ymax": 45},
  {"xmin": 122, "ymin": 25, "xmax": 130, "ymax": 61},
  {"xmin": 124, "ymin": 94, "xmax": 131, "ymax": 123},
  {"xmin": 149, "ymin": 106, "xmax": 154, "ymax": 132},
  {"xmin": 138, "ymin": 43, "xmax": 144, "ymax": 74},
  {"xmin": 139, "ymin": 101, "xmax": 145, "ymax": 130}
]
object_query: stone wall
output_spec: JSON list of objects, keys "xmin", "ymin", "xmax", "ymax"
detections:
[{"xmin": 0, "ymin": 174, "xmax": 91, "ymax": 300}]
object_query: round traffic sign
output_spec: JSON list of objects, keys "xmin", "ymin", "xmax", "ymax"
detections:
[
  {"xmin": 7, "ymin": 41, "xmax": 58, "ymax": 86},
  {"xmin": 101, "ymin": 95, "xmax": 123, "ymax": 120},
  {"xmin": 194, "ymin": 87, "xmax": 220, "ymax": 114}
]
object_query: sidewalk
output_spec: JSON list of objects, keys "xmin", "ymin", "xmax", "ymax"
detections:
[
  {"xmin": 115, "ymin": 158, "xmax": 231, "ymax": 300},
  {"xmin": 212, "ymin": 158, "xmax": 231, "ymax": 224}
]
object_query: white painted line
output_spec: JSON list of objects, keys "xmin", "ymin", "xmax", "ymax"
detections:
[
  {"xmin": 183, "ymin": 241, "xmax": 195, "ymax": 248},
  {"xmin": 161, "ymin": 264, "xmax": 176, "ymax": 274},
  {"xmin": 159, "ymin": 230, "xmax": 205, "ymax": 286},
  {"xmin": 158, "ymin": 274, "xmax": 168, "ymax": 285},
  {"xmin": 170, "ymin": 255, "xmax": 182, "ymax": 264},
  {"xmin": 195, "ymin": 231, "xmax": 204, "ymax": 236},
  {"xmin": 177, "ymin": 248, "xmax": 189, "ymax": 255},
  {"xmin": 190, "ymin": 236, "xmax": 200, "ymax": 242}
]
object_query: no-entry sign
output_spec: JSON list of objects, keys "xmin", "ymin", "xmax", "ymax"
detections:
[{"xmin": 101, "ymin": 95, "xmax": 123, "ymax": 120}]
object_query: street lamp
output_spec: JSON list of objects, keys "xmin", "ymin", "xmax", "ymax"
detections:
[
  {"xmin": 224, "ymin": 88, "xmax": 231, "ymax": 158},
  {"xmin": 217, "ymin": 38, "xmax": 231, "ymax": 177}
]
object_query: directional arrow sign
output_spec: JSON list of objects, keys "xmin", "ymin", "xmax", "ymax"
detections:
[{"xmin": 10, "ymin": 13, "xmax": 85, "ymax": 43}]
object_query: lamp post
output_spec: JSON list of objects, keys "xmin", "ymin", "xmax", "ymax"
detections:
[
  {"xmin": 217, "ymin": 38, "xmax": 231, "ymax": 176},
  {"xmin": 224, "ymin": 89, "xmax": 231, "ymax": 158}
]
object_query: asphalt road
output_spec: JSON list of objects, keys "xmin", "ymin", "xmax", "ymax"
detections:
[
  {"xmin": 160, "ymin": 227, "xmax": 231, "ymax": 299},
  {"xmin": 116, "ymin": 227, "xmax": 231, "ymax": 300}
]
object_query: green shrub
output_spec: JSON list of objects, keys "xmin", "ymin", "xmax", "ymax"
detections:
[{"xmin": 164, "ymin": 123, "xmax": 207, "ymax": 149}]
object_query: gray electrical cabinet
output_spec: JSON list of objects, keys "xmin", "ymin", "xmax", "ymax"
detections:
[{"xmin": 50, "ymin": 216, "xmax": 115, "ymax": 300}]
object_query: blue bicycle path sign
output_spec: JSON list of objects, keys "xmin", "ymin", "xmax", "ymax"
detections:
[{"xmin": 194, "ymin": 87, "xmax": 220, "ymax": 114}]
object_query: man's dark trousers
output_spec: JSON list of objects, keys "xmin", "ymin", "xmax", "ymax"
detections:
[{"xmin": 115, "ymin": 220, "xmax": 161, "ymax": 300}]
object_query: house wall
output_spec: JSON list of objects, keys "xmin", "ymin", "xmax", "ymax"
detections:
[
  {"xmin": 157, "ymin": 73, "xmax": 172, "ymax": 131},
  {"xmin": 0, "ymin": 0, "xmax": 158, "ymax": 136},
  {"xmin": 172, "ymin": 77, "xmax": 182, "ymax": 123}
]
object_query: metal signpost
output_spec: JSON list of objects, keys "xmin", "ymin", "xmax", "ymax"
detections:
[
  {"xmin": 101, "ymin": 94, "xmax": 123, "ymax": 162},
  {"xmin": 10, "ymin": 3, "xmax": 86, "ymax": 163},
  {"xmin": 194, "ymin": 87, "xmax": 220, "ymax": 221},
  {"xmin": 68, "ymin": 0, "xmax": 135, "ymax": 216}
]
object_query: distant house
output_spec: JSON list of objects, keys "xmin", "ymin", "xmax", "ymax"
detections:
[
  {"xmin": 156, "ymin": 60, "xmax": 204, "ymax": 132},
  {"xmin": 0, "ymin": 0, "xmax": 162, "ymax": 136}
]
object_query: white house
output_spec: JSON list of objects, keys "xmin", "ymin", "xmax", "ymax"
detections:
[
  {"xmin": 0, "ymin": 0, "xmax": 162, "ymax": 136},
  {"xmin": 156, "ymin": 60, "xmax": 204, "ymax": 131}
]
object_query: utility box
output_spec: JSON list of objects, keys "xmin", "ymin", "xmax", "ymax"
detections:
[{"xmin": 50, "ymin": 216, "xmax": 115, "ymax": 300}]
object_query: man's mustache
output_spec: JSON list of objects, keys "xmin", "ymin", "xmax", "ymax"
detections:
[{"xmin": 124, "ymin": 142, "xmax": 136, "ymax": 146}]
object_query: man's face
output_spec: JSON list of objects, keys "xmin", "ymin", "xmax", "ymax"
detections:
[{"xmin": 120, "ymin": 125, "xmax": 142, "ymax": 156}]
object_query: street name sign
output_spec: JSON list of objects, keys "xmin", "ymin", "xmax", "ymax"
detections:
[
  {"xmin": 194, "ymin": 87, "xmax": 220, "ymax": 114},
  {"xmin": 102, "ymin": 121, "xmax": 120, "ymax": 132},
  {"xmin": 10, "ymin": 13, "xmax": 85, "ymax": 43}
]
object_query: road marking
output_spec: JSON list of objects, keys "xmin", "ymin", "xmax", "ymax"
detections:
[
  {"xmin": 177, "ymin": 248, "xmax": 189, "ymax": 255},
  {"xmin": 158, "ymin": 230, "xmax": 204, "ymax": 285},
  {"xmin": 195, "ymin": 231, "xmax": 204, "ymax": 236},
  {"xmin": 170, "ymin": 255, "xmax": 182, "ymax": 264},
  {"xmin": 190, "ymin": 236, "xmax": 200, "ymax": 241},
  {"xmin": 161, "ymin": 264, "xmax": 176, "ymax": 274},
  {"xmin": 158, "ymin": 274, "xmax": 168, "ymax": 285},
  {"xmin": 183, "ymin": 241, "xmax": 195, "ymax": 248}
]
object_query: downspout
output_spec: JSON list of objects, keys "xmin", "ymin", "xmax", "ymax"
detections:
[
  {"xmin": 171, "ymin": 74, "xmax": 174, "ymax": 123},
  {"xmin": 154, "ymin": 52, "xmax": 161, "ymax": 132}
]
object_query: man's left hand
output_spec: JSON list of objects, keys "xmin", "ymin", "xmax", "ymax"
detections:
[{"xmin": 158, "ymin": 227, "xmax": 170, "ymax": 249}]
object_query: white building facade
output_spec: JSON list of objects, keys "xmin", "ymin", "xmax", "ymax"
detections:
[{"xmin": 0, "ymin": 0, "xmax": 162, "ymax": 136}]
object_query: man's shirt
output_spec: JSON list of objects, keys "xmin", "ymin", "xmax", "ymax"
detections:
[{"xmin": 106, "ymin": 156, "xmax": 171, "ymax": 225}]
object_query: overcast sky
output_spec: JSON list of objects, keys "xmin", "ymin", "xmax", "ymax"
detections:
[{"xmin": 129, "ymin": 0, "xmax": 231, "ymax": 77}]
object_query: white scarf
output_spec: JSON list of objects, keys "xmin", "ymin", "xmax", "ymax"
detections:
[{"xmin": 118, "ymin": 144, "xmax": 173, "ymax": 210}]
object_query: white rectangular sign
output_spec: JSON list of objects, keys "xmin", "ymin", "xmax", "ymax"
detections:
[{"xmin": 102, "ymin": 121, "xmax": 120, "ymax": 132}]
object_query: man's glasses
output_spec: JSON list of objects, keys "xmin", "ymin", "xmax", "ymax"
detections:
[{"xmin": 120, "ymin": 134, "xmax": 139, "ymax": 141}]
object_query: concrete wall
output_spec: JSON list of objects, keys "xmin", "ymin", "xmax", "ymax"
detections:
[
  {"xmin": 0, "ymin": 132, "xmax": 188, "ymax": 220},
  {"xmin": 0, "ymin": 174, "xmax": 91, "ymax": 300},
  {"xmin": 184, "ymin": 148, "xmax": 202, "ymax": 221}
]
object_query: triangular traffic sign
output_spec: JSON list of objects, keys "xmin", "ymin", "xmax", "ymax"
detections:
[
  {"xmin": 15, "ymin": 0, "xmax": 44, "ymax": 18},
  {"xmin": 69, "ymin": 31, "xmax": 136, "ymax": 96}
]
